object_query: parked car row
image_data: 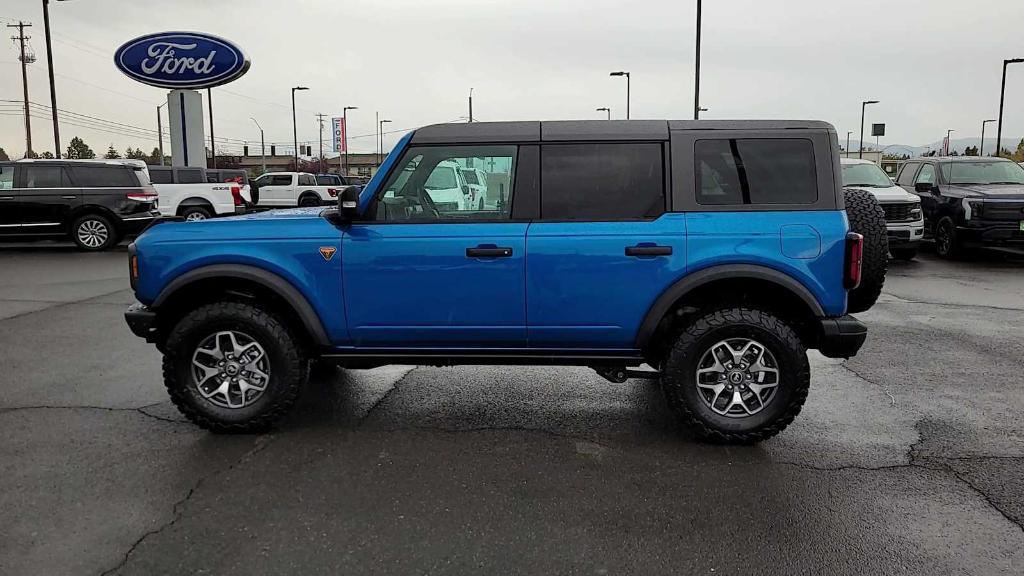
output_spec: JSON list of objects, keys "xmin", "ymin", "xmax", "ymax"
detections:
[{"xmin": 841, "ymin": 156, "xmax": 1024, "ymax": 260}]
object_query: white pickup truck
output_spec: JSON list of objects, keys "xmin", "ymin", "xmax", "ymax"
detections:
[
  {"xmin": 250, "ymin": 172, "xmax": 343, "ymax": 207},
  {"xmin": 149, "ymin": 166, "xmax": 252, "ymax": 220}
]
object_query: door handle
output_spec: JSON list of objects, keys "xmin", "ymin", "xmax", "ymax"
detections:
[
  {"xmin": 625, "ymin": 245, "xmax": 673, "ymax": 257},
  {"xmin": 466, "ymin": 246, "xmax": 513, "ymax": 258},
  {"xmin": 0, "ymin": 196, "xmax": 14, "ymax": 200},
  {"xmin": 61, "ymin": 195, "xmax": 77, "ymax": 200}
]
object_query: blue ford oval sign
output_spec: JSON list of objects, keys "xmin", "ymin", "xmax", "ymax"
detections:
[{"xmin": 114, "ymin": 31, "xmax": 250, "ymax": 89}]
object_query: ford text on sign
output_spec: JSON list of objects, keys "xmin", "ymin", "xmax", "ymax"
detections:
[{"xmin": 114, "ymin": 31, "xmax": 250, "ymax": 90}]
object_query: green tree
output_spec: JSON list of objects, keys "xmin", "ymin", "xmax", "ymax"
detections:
[
  {"xmin": 126, "ymin": 147, "xmax": 147, "ymax": 160},
  {"xmin": 963, "ymin": 145, "xmax": 979, "ymax": 156},
  {"xmin": 104, "ymin": 145, "xmax": 121, "ymax": 159},
  {"xmin": 40, "ymin": 151, "xmax": 55, "ymax": 159},
  {"xmin": 0, "ymin": 147, "xmax": 9, "ymax": 161},
  {"xmin": 66, "ymin": 137, "xmax": 96, "ymax": 159},
  {"xmin": 23, "ymin": 150, "xmax": 39, "ymax": 159},
  {"xmin": 145, "ymin": 147, "xmax": 165, "ymax": 165}
]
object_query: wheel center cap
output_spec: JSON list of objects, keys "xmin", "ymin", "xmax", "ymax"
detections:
[
  {"xmin": 728, "ymin": 370, "xmax": 745, "ymax": 384},
  {"xmin": 225, "ymin": 363, "xmax": 240, "ymax": 376}
]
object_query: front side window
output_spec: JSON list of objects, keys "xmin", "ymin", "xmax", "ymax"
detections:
[
  {"xmin": 541, "ymin": 143, "xmax": 664, "ymax": 220},
  {"xmin": 0, "ymin": 165, "xmax": 14, "ymax": 189},
  {"xmin": 376, "ymin": 145, "xmax": 515, "ymax": 221},
  {"xmin": 915, "ymin": 164, "xmax": 936, "ymax": 186},
  {"xmin": 897, "ymin": 162, "xmax": 920, "ymax": 186},
  {"xmin": 695, "ymin": 139, "xmax": 817, "ymax": 205},
  {"xmin": 940, "ymin": 161, "xmax": 1024, "ymax": 185},
  {"xmin": 270, "ymin": 174, "xmax": 293, "ymax": 186},
  {"xmin": 72, "ymin": 166, "xmax": 136, "ymax": 187},
  {"xmin": 22, "ymin": 165, "xmax": 68, "ymax": 188}
]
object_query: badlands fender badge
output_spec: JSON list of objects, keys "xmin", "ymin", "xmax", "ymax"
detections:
[{"xmin": 319, "ymin": 246, "xmax": 337, "ymax": 261}]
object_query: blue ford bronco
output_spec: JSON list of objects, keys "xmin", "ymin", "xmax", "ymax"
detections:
[{"xmin": 125, "ymin": 120, "xmax": 887, "ymax": 443}]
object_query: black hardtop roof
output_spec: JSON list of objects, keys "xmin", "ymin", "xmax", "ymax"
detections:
[{"xmin": 410, "ymin": 120, "xmax": 836, "ymax": 144}]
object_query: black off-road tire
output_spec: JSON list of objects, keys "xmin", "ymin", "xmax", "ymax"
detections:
[
  {"xmin": 844, "ymin": 188, "xmax": 888, "ymax": 313},
  {"xmin": 298, "ymin": 193, "xmax": 321, "ymax": 207},
  {"xmin": 934, "ymin": 216, "xmax": 965, "ymax": 259},
  {"xmin": 661, "ymin": 307, "xmax": 810, "ymax": 444},
  {"xmin": 162, "ymin": 301, "xmax": 308, "ymax": 433}
]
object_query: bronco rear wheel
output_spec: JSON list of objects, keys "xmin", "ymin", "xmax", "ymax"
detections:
[
  {"xmin": 162, "ymin": 301, "xmax": 308, "ymax": 433},
  {"xmin": 661, "ymin": 307, "xmax": 810, "ymax": 444}
]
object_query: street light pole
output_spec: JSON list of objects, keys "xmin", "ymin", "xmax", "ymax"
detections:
[
  {"xmin": 250, "ymin": 117, "xmax": 265, "ymax": 174},
  {"xmin": 343, "ymin": 106, "xmax": 357, "ymax": 176},
  {"xmin": 980, "ymin": 119, "xmax": 996, "ymax": 156},
  {"xmin": 379, "ymin": 119, "xmax": 392, "ymax": 167},
  {"xmin": 42, "ymin": 0, "xmax": 64, "ymax": 157},
  {"xmin": 997, "ymin": 58, "xmax": 1023, "ymax": 158},
  {"xmin": 694, "ymin": 0, "xmax": 702, "ymax": 120},
  {"xmin": 946, "ymin": 129, "xmax": 955, "ymax": 155},
  {"xmin": 610, "ymin": 71, "xmax": 630, "ymax": 119},
  {"xmin": 207, "ymin": 88, "xmax": 215, "ymax": 168},
  {"xmin": 291, "ymin": 86, "xmax": 308, "ymax": 170},
  {"xmin": 846, "ymin": 131, "xmax": 852, "ymax": 158},
  {"xmin": 468, "ymin": 88, "xmax": 473, "ymax": 123},
  {"xmin": 859, "ymin": 100, "xmax": 879, "ymax": 159},
  {"xmin": 596, "ymin": 107, "xmax": 611, "ymax": 120}
]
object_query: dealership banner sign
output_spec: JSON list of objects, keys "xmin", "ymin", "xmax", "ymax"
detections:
[
  {"xmin": 114, "ymin": 31, "xmax": 250, "ymax": 89},
  {"xmin": 333, "ymin": 117, "xmax": 346, "ymax": 153}
]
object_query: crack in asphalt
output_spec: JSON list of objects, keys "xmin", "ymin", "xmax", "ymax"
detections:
[
  {"xmin": 879, "ymin": 293, "xmax": 1024, "ymax": 313},
  {"xmin": 97, "ymin": 434, "xmax": 278, "ymax": 576},
  {"xmin": 357, "ymin": 367, "xmax": 419, "ymax": 425},
  {"xmin": 839, "ymin": 361, "xmax": 897, "ymax": 407},
  {"xmin": 0, "ymin": 403, "xmax": 188, "ymax": 425},
  {"xmin": 0, "ymin": 287, "xmax": 131, "ymax": 323},
  {"xmin": 943, "ymin": 466, "xmax": 1024, "ymax": 533}
]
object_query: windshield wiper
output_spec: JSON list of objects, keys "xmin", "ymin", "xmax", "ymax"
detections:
[
  {"xmin": 847, "ymin": 183, "xmax": 885, "ymax": 188},
  {"xmin": 987, "ymin": 181, "xmax": 1023, "ymax": 185}
]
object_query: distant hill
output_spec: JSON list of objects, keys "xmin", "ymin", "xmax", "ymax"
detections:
[{"xmin": 841, "ymin": 137, "xmax": 1022, "ymax": 158}]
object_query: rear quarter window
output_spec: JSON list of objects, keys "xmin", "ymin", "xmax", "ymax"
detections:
[
  {"xmin": 71, "ymin": 166, "xmax": 137, "ymax": 188},
  {"xmin": 694, "ymin": 138, "xmax": 817, "ymax": 205}
]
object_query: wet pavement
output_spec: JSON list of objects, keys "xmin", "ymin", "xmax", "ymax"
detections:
[{"xmin": 1, "ymin": 243, "xmax": 1022, "ymax": 575}]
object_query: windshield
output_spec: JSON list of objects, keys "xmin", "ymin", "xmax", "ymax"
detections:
[
  {"xmin": 841, "ymin": 163, "xmax": 893, "ymax": 188},
  {"xmin": 425, "ymin": 166, "xmax": 458, "ymax": 190},
  {"xmin": 941, "ymin": 161, "xmax": 1024, "ymax": 185}
]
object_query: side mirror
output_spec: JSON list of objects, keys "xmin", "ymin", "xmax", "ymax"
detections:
[
  {"xmin": 914, "ymin": 182, "xmax": 936, "ymax": 194},
  {"xmin": 337, "ymin": 186, "xmax": 360, "ymax": 221}
]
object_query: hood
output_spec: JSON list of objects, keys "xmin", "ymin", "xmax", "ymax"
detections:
[
  {"xmin": 844, "ymin": 184, "xmax": 918, "ymax": 203},
  {"xmin": 223, "ymin": 207, "xmax": 327, "ymax": 220},
  {"xmin": 135, "ymin": 207, "xmax": 334, "ymax": 246},
  {"xmin": 946, "ymin": 184, "xmax": 1024, "ymax": 199}
]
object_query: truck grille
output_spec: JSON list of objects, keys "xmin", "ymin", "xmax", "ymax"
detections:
[
  {"xmin": 981, "ymin": 202, "xmax": 1024, "ymax": 221},
  {"xmin": 881, "ymin": 202, "xmax": 920, "ymax": 222}
]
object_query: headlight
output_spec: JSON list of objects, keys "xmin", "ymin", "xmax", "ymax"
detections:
[
  {"xmin": 962, "ymin": 198, "xmax": 983, "ymax": 220},
  {"xmin": 910, "ymin": 202, "xmax": 922, "ymax": 220}
]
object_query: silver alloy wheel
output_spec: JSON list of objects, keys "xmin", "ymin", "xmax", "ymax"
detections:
[
  {"xmin": 184, "ymin": 211, "xmax": 208, "ymax": 221},
  {"xmin": 695, "ymin": 338, "xmax": 780, "ymax": 418},
  {"xmin": 76, "ymin": 219, "xmax": 109, "ymax": 248},
  {"xmin": 191, "ymin": 330, "xmax": 271, "ymax": 409}
]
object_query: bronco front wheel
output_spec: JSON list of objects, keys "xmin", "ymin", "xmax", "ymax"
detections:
[
  {"xmin": 661, "ymin": 307, "xmax": 810, "ymax": 444},
  {"xmin": 162, "ymin": 301, "xmax": 308, "ymax": 433}
]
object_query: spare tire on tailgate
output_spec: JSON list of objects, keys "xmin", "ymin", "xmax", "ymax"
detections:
[{"xmin": 844, "ymin": 188, "xmax": 888, "ymax": 314}]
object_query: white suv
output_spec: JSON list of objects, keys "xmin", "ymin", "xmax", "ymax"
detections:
[{"xmin": 841, "ymin": 158, "xmax": 924, "ymax": 260}]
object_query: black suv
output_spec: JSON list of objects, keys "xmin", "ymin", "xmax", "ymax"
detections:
[
  {"xmin": 896, "ymin": 157, "xmax": 1024, "ymax": 258},
  {"xmin": 0, "ymin": 159, "xmax": 159, "ymax": 251}
]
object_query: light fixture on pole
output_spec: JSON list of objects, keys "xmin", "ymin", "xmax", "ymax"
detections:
[
  {"xmin": 291, "ymin": 86, "xmax": 309, "ymax": 169},
  {"xmin": 596, "ymin": 107, "xmax": 611, "ymax": 120},
  {"xmin": 859, "ymin": 100, "xmax": 879, "ymax": 159},
  {"xmin": 610, "ymin": 71, "xmax": 630, "ymax": 119},
  {"xmin": 251, "ymin": 117, "xmax": 265, "ymax": 174},
  {"xmin": 980, "ymin": 119, "xmax": 997, "ymax": 156},
  {"xmin": 997, "ymin": 58, "xmax": 1024, "ymax": 158},
  {"xmin": 343, "ymin": 106, "xmax": 357, "ymax": 176}
]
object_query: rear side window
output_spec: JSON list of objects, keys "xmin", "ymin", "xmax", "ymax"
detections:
[
  {"xmin": 299, "ymin": 174, "xmax": 316, "ymax": 186},
  {"xmin": 23, "ymin": 165, "xmax": 71, "ymax": 188},
  {"xmin": 0, "ymin": 165, "xmax": 15, "ymax": 189},
  {"xmin": 897, "ymin": 162, "xmax": 920, "ymax": 186},
  {"xmin": 540, "ymin": 143, "xmax": 664, "ymax": 220},
  {"xmin": 149, "ymin": 169, "xmax": 173, "ymax": 184},
  {"xmin": 315, "ymin": 175, "xmax": 337, "ymax": 186},
  {"xmin": 176, "ymin": 169, "xmax": 204, "ymax": 184},
  {"xmin": 72, "ymin": 166, "xmax": 137, "ymax": 188},
  {"xmin": 271, "ymin": 174, "xmax": 293, "ymax": 186},
  {"xmin": 695, "ymin": 139, "xmax": 817, "ymax": 205}
]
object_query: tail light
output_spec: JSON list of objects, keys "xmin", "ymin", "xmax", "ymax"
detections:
[
  {"xmin": 126, "ymin": 191, "xmax": 158, "ymax": 203},
  {"xmin": 230, "ymin": 186, "xmax": 243, "ymax": 206},
  {"xmin": 844, "ymin": 232, "xmax": 864, "ymax": 290},
  {"xmin": 328, "ymin": 188, "xmax": 338, "ymax": 197}
]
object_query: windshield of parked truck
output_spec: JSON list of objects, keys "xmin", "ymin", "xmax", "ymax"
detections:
[
  {"xmin": 841, "ymin": 163, "xmax": 893, "ymax": 188},
  {"xmin": 425, "ymin": 166, "xmax": 458, "ymax": 190},
  {"xmin": 941, "ymin": 161, "xmax": 1024, "ymax": 185}
]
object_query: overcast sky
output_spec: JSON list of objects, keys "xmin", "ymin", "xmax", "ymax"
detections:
[{"xmin": 2, "ymin": 0, "xmax": 1023, "ymax": 158}]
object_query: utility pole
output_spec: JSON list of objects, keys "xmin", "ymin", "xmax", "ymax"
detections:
[
  {"xmin": 468, "ymin": 88, "xmax": 473, "ymax": 122},
  {"xmin": 694, "ymin": 0, "xmax": 702, "ymax": 120},
  {"xmin": 316, "ymin": 113, "xmax": 327, "ymax": 172},
  {"xmin": 157, "ymin": 103, "xmax": 166, "ymax": 165},
  {"xmin": 42, "ymin": 0, "xmax": 60, "ymax": 157},
  {"xmin": 8, "ymin": 22, "xmax": 34, "ymax": 157},
  {"xmin": 206, "ymin": 88, "xmax": 215, "ymax": 167}
]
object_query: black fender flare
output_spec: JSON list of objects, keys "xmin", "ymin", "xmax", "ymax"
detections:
[
  {"xmin": 152, "ymin": 264, "xmax": 330, "ymax": 347},
  {"xmin": 634, "ymin": 264, "xmax": 825, "ymax": 349}
]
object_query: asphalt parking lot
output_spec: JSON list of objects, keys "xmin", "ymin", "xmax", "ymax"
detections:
[{"xmin": 1, "ymin": 242, "xmax": 1022, "ymax": 575}]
